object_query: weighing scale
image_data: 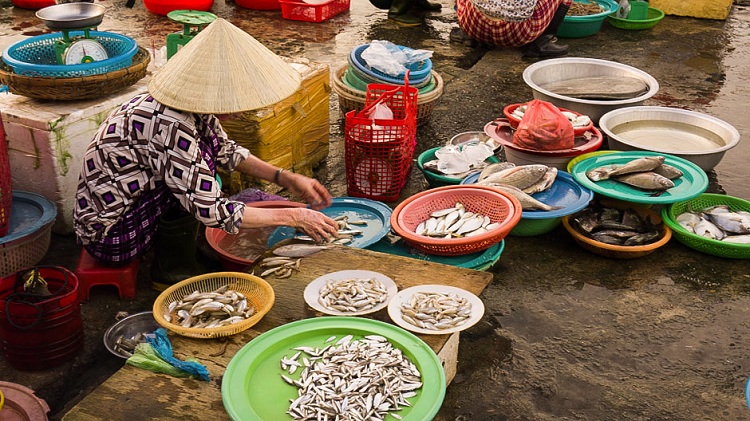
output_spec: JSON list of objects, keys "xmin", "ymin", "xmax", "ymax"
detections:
[
  {"xmin": 166, "ymin": 10, "xmax": 217, "ymax": 60},
  {"xmin": 36, "ymin": 3, "xmax": 109, "ymax": 65}
]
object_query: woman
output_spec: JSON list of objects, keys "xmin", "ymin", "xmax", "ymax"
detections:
[
  {"xmin": 73, "ymin": 19, "xmax": 339, "ymax": 288},
  {"xmin": 451, "ymin": 0, "xmax": 572, "ymax": 58}
]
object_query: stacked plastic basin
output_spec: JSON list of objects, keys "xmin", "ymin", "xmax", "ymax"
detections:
[
  {"xmin": 343, "ymin": 44, "xmax": 435, "ymax": 94},
  {"xmin": 334, "ymin": 43, "xmax": 445, "ymax": 126}
]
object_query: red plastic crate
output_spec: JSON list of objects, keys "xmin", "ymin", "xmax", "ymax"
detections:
[{"xmin": 279, "ymin": 0, "xmax": 350, "ymax": 22}]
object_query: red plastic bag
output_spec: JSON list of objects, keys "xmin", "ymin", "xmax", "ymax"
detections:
[{"xmin": 512, "ymin": 99, "xmax": 575, "ymax": 151}]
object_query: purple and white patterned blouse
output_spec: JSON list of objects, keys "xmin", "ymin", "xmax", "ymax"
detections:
[{"xmin": 74, "ymin": 93, "xmax": 250, "ymax": 245}]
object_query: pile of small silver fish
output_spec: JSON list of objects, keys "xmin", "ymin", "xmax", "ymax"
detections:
[
  {"xmin": 676, "ymin": 204, "xmax": 750, "ymax": 243},
  {"xmin": 258, "ymin": 256, "xmax": 301, "ymax": 279},
  {"xmin": 318, "ymin": 277, "xmax": 389, "ymax": 313},
  {"xmin": 295, "ymin": 215, "xmax": 367, "ymax": 245},
  {"xmin": 586, "ymin": 156, "xmax": 683, "ymax": 193},
  {"xmin": 414, "ymin": 202, "xmax": 501, "ymax": 238},
  {"xmin": 570, "ymin": 204, "xmax": 663, "ymax": 246},
  {"xmin": 280, "ymin": 334, "xmax": 421, "ymax": 420},
  {"xmin": 163, "ymin": 285, "xmax": 256, "ymax": 329},
  {"xmin": 510, "ymin": 103, "xmax": 592, "ymax": 129},
  {"xmin": 399, "ymin": 291, "xmax": 472, "ymax": 331},
  {"xmin": 255, "ymin": 244, "xmax": 331, "ymax": 279},
  {"xmin": 476, "ymin": 163, "xmax": 563, "ymax": 211}
]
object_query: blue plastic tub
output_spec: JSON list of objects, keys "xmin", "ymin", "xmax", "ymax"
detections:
[{"xmin": 1, "ymin": 191, "xmax": 57, "ymax": 278}]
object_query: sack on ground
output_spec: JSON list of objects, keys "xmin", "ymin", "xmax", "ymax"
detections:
[
  {"xmin": 512, "ymin": 99, "xmax": 575, "ymax": 151},
  {"xmin": 469, "ymin": 0, "xmax": 539, "ymax": 22}
]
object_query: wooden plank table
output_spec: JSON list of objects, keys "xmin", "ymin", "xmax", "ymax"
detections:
[{"xmin": 63, "ymin": 246, "xmax": 493, "ymax": 421}]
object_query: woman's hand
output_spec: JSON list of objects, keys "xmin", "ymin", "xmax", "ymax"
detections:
[
  {"xmin": 280, "ymin": 172, "xmax": 333, "ymax": 211},
  {"xmin": 291, "ymin": 208, "xmax": 340, "ymax": 243}
]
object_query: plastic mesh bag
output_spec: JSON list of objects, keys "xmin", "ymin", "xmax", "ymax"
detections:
[{"xmin": 512, "ymin": 99, "xmax": 575, "ymax": 151}]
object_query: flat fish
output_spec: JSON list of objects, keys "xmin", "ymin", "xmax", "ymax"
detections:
[
  {"xmin": 652, "ymin": 163, "xmax": 684, "ymax": 180},
  {"xmin": 704, "ymin": 206, "xmax": 750, "ymax": 234},
  {"xmin": 676, "ymin": 212, "xmax": 702, "ymax": 233},
  {"xmin": 693, "ymin": 218, "xmax": 725, "ymax": 240},
  {"xmin": 478, "ymin": 162, "xmax": 516, "ymax": 182},
  {"xmin": 723, "ymin": 235, "xmax": 750, "ymax": 244},
  {"xmin": 522, "ymin": 167, "xmax": 558, "ymax": 195},
  {"xmin": 613, "ymin": 172, "xmax": 674, "ymax": 191},
  {"xmin": 586, "ymin": 156, "xmax": 665, "ymax": 181},
  {"xmin": 478, "ymin": 164, "xmax": 549, "ymax": 190},
  {"xmin": 272, "ymin": 244, "xmax": 330, "ymax": 257},
  {"xmin": 484, "ymin": 183, "xmax": 562, "ymax": 211}
]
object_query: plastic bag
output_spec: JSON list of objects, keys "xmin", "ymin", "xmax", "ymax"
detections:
[
  {"xmin": 366, "ymin": 102, "xmax": 394, "ymax": 120},
  {"xmin": 434, "ymin": 142, "xmax": 494, "ymax": 175},
  {"xmin": 360, "ymin": 40, "xmax": 433, "ymax": 77},
  {"xmin": 126, "ymin": 343, "xmax": 198, "ymax": 379},
  {"xmin": 145, "ymin": 328, "xmax": 210, "ymax": 381},
  {"xmin": 512, "ymin": 100, "xmax": 575, "ymax": 151}
]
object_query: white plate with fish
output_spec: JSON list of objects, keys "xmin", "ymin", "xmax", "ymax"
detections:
[
  {"xmin": 387, "ymin": 285, "xmax": 485, "ymax": 335},
  {"xmin": 570, "ymin": 151, "xmax": 708, "ymax": 205},
  {"xmin": 304, "ymin": 270, "xmax": 398, "ymax": 316}
]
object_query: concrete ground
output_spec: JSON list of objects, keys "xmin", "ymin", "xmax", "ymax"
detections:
[{"xmin": 2, "ymin": 0, "xmax": 750, "ymax": 419}]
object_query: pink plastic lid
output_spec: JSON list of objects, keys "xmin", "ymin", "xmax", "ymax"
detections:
[{"xmin": 0, "ymin": 381, "xmax": 50, "ymax": 421}]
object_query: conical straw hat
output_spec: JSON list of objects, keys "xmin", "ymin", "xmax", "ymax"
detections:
[{"xmin": 148, "ymin": 18, "xmax": 301, "ymax": 114}]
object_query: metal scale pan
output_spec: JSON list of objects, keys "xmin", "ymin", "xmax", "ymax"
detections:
[
  {"xmin": 35, "ymin": 3, "xmax": 109, "ymax": 64},
  {"xmin": 35, "ymin": 3, "xmax": 106, "ymax": 30}
]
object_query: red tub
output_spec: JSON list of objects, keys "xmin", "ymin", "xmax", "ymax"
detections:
[
  {"xmin": 205, "ymin": 201, "xmax": 306, "ymax": 271},
  {"xmin": 0, "ymin": 266, "xmax": 83, "ymax": 370}
]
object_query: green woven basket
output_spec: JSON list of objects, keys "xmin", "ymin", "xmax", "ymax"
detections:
[
  {"xmin": 607, "ymin": 7, "xmax": 665, "ymax": 30},
  {"xmin": 662, "ymin": 193, "xmax": 750, "ymax": 259}
]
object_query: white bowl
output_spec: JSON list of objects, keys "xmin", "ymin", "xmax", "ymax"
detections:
[
  {"xmin": 599, "ymin": 106, "xmax": 740, "ymax": 171},
  {"xmin": 522, "ymin": 57, "xmax": 659, "ymax": 124}
]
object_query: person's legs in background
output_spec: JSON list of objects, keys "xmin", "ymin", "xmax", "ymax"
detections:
[
  {"xmin": 522, "ymin": 0, "xmax": 571, "ymax": 58},
  {"xmin": 370, "ymin": 0, "xmax": 442, "ymax": 27}
]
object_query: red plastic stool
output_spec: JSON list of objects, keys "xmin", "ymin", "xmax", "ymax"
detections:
[{"xmin": 75, "ymin": 249, "xmax": 138, "ymax": 301}]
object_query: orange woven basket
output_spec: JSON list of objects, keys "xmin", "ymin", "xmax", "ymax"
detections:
[{"xmin": 391, "ymin": 185, "xmax": 522, "ymax": 256}]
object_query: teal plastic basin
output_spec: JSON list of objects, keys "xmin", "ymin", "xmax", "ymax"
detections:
[{"xmin": 557, "ymin": 0, "xmax": 618, "ymax": 38}]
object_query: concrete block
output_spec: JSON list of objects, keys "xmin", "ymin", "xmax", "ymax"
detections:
[{"xmin": 649, "ymin": 0, "xmax": 733, "ymax": 20}]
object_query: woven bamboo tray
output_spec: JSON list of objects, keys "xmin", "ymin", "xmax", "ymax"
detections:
[
  {"xmin": 332, "ymin": 64, "xmax": 444, "ymax": 127},
  {"xmin": 0, "ymin": 47, "xmax": 150, "ymax": 101}
]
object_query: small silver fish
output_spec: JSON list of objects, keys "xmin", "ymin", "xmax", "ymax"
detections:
[{"xmin": 273, "ymin": 244, "xmax": 330, "ymax": 257}]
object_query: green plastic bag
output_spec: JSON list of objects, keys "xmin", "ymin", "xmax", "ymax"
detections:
[{"xmin": 126, "ymin": 343, "xmax": 198, "ymax": 379}]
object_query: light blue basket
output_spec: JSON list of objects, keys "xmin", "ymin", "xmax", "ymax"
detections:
[{"xmin": 2, "ymin": 31, "xmax": 138, "ymax": 78}]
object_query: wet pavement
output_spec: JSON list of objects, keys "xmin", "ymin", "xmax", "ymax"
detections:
[{"xmin": 2, "ymin": 0, "xmax": 750, "ymax": 419}]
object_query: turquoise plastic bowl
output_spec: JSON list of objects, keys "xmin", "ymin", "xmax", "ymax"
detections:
[{"xmin": 557, "ymin": 0, "xmax": 619, "ymax": 38}]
